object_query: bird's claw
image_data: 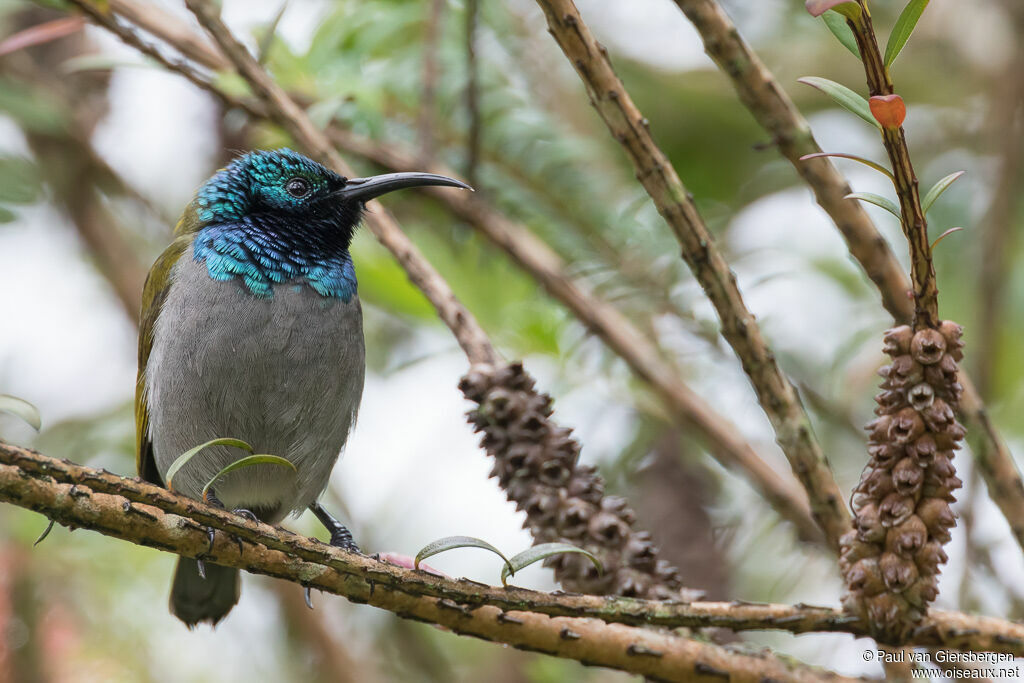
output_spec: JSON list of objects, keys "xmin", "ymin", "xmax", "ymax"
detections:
[
  {"xmin": 232, "ymin": 508, "xmax": 258, "ymax": 522},
  {"xmin": 304, "ymin": 586, "xmax": 314, "ymax": 610}
]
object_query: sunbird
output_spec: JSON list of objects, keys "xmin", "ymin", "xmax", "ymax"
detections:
[{"xmin": 135, "ymin": 148, "xmax": 470, "ymax": 626}]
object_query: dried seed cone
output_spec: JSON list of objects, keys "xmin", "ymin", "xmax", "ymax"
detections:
[
  {"xmin": 841, "ymin": 323, "xmax": 964, "ymax": 642},
  {"xmin": 460, "ymin": 362, "xmax": 698, "ymax": 600}
]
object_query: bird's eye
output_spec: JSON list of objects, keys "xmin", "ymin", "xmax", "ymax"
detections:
[{"xmin": 285, "ymin": 177, "xmax": 311, "ymax": 198}]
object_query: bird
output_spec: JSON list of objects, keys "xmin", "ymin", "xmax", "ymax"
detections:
[{"xmin": 135, "ymin": 148, "xmax": 470, "ymax": 626}]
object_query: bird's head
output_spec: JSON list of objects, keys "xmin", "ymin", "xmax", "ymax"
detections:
[{"xmin": 196, "ymin": 148, "xmax": 470, "ymax": 246}]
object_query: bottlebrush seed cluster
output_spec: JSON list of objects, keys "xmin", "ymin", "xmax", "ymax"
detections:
[
  {"xmin": 840, "ymin": 322, "xmax": 965, "ymax": 641},
  {"xmin": 460, "ymin": 362, "xmax": 692, "ymax": 600}
]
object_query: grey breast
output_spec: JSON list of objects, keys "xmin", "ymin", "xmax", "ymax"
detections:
[{"xmin": 145, "ymin": 256, "xmax": 365, "ymax": 522}]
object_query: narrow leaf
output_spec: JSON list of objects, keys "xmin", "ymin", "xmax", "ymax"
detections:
[
  {"xmin": 500, "ymin": 543, "xmax": 602, "ymax": 587},
  {"xmin": 798, "ymin": 77, "xmax": 881, "ymax": 129},
  {"xmin": 201, "ymin": 454, "xmax": 296, "ymax": 502},
  {"xmin": 845, "ymin": 192, "xmax": 902, "ymax": 219},
  {"xmin": 34, "ymin": 519, "xmax": 55, "ymax": 546},
  {"xmin": 0, "ymin": 394, "xmax": 41, "ymax": 431},
  {"xmin": 885, "ymin": 0, "xmax": 930, "ymax": 67},
  {"xmin": 414, "ymin": 536, "xmax": 513, "ymax": 574},
  {"xmin": 822, "ymin": 11, "xmax": 860, "ymax": 59},
  {"xmin": 0, "ymin": 16, "xmax": 84, "ymax": 58},
  {"xmin": 799, "ymin": 152, "xmax": 894, "ymax": 179},
  {"xmin": 921, "ymin": 170, "xmax": 965, "ymax": 213},
  {"xmin": 165, "ymin": 437, "xmax": 254, "ymax": 491},
  {"xmin": 258, "ymin": 1, "xmax": 288, "ymax": 65},
  {"xmin": 931, "ymin": 227, "xmax": 964, "ymax": 250}
]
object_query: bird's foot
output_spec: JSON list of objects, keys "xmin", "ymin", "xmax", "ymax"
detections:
[
  {"xmin": 305, "ymin": 502, "xmax": 360, "ymax": 610},
  {"xmin": 308, "ymin": 502, "xmax": 360, "ymax": 553},
  {"xmin": 231, "ymin": 508, "xmax": 258, "ymax": 522}
]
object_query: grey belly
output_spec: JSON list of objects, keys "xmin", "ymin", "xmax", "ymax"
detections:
[{"xmin": 145, "ymin": 257, "xmax": 365, "ymax": 522}]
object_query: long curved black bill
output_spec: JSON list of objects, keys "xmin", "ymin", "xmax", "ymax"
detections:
[{"xmin": 332, "ymin": 172, "xmax": 472, "ymax": 203}]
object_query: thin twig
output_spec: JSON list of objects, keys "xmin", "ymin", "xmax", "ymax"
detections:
[
  {"xmin": 669, "ymin": 0, "xmax": 1024, "ymax": 554},
  {"xmin": 532, "ymin": 0, "xmax": 851, "ymax": 550},
  {"xmin": 847, "ymin": 3, "xmax": 936, "ymax": 329},
  {"xmin": 463, "ymin": 0, "xmax": 481, "ymax": 186},
  {"xmin": 418, "ymin": 0, "xmax": 445, "ymax": 163},
  {"xmin": 2, "ymin": 443, "xmax": 1023, "ymax": 659}
]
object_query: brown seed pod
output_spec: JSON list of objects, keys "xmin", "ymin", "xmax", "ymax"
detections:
[
  {"xmin": 916, "ymin": 498, "xmax": 956, "ymax": 542},
  {"xmin": 885, "ymin": 515, "xmax": 928, "ymax": 557},
  {"xmin": 888, "ymin": 408, "xmax": 925, "ymax": 444},
  {"xmin": 905, "ymin": 435, "xmax": 937, "ymax": 465},
  {"xmin": 891, "ymin": 457, "xmax": 924, "ymax": 495},
  {"xmin": 847, "ymin": 557, "xmax": 886, "ymax": 596},
  {"xmin": 913, "ymin": 541, "xmax": 949, "ymax": 575},
  {"xmin": 887, "ymin": 354, "xmax": 923, "ymax": 388},
  {"xmin": 902, "ymin": 577, "xmax": 939, "ymax": 608},
  {"xmin": 866, "ymin": 416, "xmax": 893, "ymax": 442},
  {"xmin": 855, "ymin": 502, "xmax": 886, "ymax": 543},
  {"xmin": 867, "ymin": 442, "xmax": 902, "ymax": 467},
  {"xmin": 879, "ymin": 552, "xmax": 919, "ymax": 592},
  {"xmin": 883, "ymin": 325, "xmax": 914, "ymax": 356},
  {"xmin": 939, "ymin": 320, "xmax": 964, "ymax": 361},
  {"xmin": 921, "ymin": 399, "xmax": 955, "ymax": 433},
  {"xmin": 856, "ymin": 465, "xmax": 896, "ymax": 500},
  {"xmin": 907, "ymin": 382, "xmax": 935, "ymax": 411},
  {"xmin": 911, "ymin": 328, "xmax": 947, "ymax": 365},
  {"xmin": 879, "ymin": 492, "xmax": 915, "ymax": 528}
]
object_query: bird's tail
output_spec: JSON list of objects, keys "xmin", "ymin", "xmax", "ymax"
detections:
[{"xmin": 169, "ymin": 557, "xmax": 240, "ymax": 627}]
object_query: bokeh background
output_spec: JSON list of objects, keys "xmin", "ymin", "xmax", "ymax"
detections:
[{"xmin": 0, "ymin": 0, "xmax": 1022, "ymax": 680}]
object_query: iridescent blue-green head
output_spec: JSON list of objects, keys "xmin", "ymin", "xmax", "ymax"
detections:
[{"xmin": 191, "ymin": 148, "xmax": 469, "ymax": 299}]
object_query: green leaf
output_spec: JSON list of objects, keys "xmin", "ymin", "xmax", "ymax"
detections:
[
  {"xmin": 845, "ymin": 192, "xmax": 902, "ymax": 219},
  {"xmin": 822, "ymin": 11, "xmax": 860, "ymax": 59},
  {"xmin": 201, "ymin": 454, "xmax": 296, "ymax": 502},
  {"xmin": 258, "ymin": 1, "xmax": 289, "ymax": 65},
  {"xmin": 414, "ymin": 536, "xmax": 513, "ymax": 573},
  {"xmin": 500, "ymin": 543, "xmax": 602, "ymax": 587},
  {"xmin": 797, "ymin": 77, "xmax": 881, "ymax": 129},
  {"xmin": 799, "ymin": 152, "xmax": 893, "ymax": 180},
  {"xmin": 931, "ymin": 226, "xmax": 964, "ymax": 250},
  {"xmin": 885, "ymin": 0, "xmax": 930, "ymax": 67},
  {"xmin": 921, "ymin": 170, "xmax": 965, "ymax": 214},
  {"xmin": 165, "ymin": 438, "xmax": 254, "ymax": 491},
  {"xmin": 0, "ymin": 394, "xmax": 41, "ymax": 431}
]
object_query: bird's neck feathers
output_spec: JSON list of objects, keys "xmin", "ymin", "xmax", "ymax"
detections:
[{"xmin": 187, "ymin": 172, "xmax": 361, "ymax": 301}]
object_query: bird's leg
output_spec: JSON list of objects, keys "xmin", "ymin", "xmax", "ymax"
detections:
[
  {"xmin": 309, "ymin": 501, "xmax": 360, "ymax": 552},
  {"xmin": 306, "ymin": 502, "xmax": 360, "ymax": 609},
  {"xmin": 206, "ymin": 489, "xmax": 258, "ymax": 521},
  {"xmin": 197, "ymin": 489, "xmax": 258, "ymax": 579}
]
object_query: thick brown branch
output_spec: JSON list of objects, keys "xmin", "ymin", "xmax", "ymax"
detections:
[
  {"xmin": 0, "ymin": 444, "xmax": 866, "ymax": 682},
  {"xmin": 531, "ymin": 0, "xmax": 850, "ymax": 549},
  {"xmin": 2, "ymin": 443, "xmax": 1022, "ymax": 660}
]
